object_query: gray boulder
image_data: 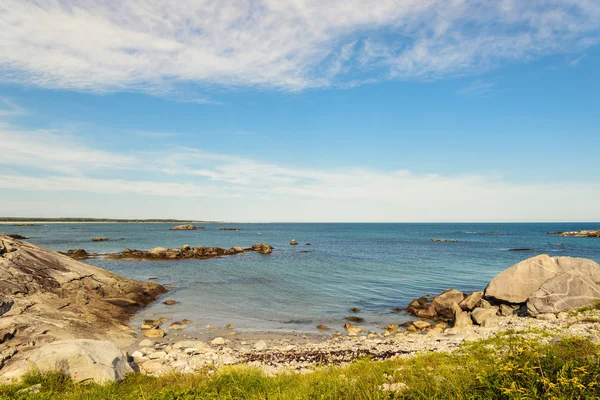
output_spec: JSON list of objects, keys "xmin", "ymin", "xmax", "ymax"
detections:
[
  {"xmin": 432, "ymin": 289, "xmax": 465, "ymax": 320},
  {"xmin": 485, "ymin": 255, "xmax": 600, "ymax": 305},
  {"xmin": 527, "ymin": 271, "xmax": 600, "ymax": 315},
  {"xmin": 452, "ymin": 303, "xmax": 473, "ymax": 328},
  {"xmin": 3, "ymin": 340, "xmax": 132, "ymax": 383},
  {"xmin": 459, "ymin": 291, "xmax": 483, "ymax": 311}
]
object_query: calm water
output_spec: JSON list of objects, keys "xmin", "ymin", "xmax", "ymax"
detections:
[{"xmin": 7, "ymin": 222, "xmax": 600, "ymax": 333}]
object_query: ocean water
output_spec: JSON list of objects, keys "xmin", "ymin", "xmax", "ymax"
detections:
[{"xmin": 7, "ymin": 222, "xmax": 600, "ymax": 333}]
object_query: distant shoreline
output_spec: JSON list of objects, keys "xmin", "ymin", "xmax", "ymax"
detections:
[{"xmin": 0, "ymin": 218, "xmax": 222, "ymax": 224}]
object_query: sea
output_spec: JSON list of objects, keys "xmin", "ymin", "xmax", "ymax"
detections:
[{"xmin": 8, "ymin": 222, "xmax": 600, "ymax": 334}]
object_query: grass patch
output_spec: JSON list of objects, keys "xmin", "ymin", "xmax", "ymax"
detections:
[{"xmin": 1, "ymin": 334, "xmax": 599, "ymax": 399}]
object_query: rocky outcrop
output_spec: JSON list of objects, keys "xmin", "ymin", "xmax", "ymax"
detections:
[
  {"xmin": 548, "ymin": 230, "xmax": 600, "ymax": 238},
  {"xmin": 219, "ymin": 227, "xmax": 240, "ymax": 231},
  {"xmin": 106, "ymin": 243, "xmax": 273, "ymax": 260},
  {"xmin": 485, "ymin": 255, "xmax": 600, "ymax": 315},
  {"xmin": 432, "ymin": 289, "xmax": 465, "ymax": 320},
  {"xmin": 0, "ymin": 235, "xmax": 166, "ymax": 382},
  {"xmin": 169, "ymin": 224, "xmax": 198, "ymax": 231},
  {"xmin": 5, "ymin": 234, "xmax": 27, "ymax": 240},
  {"xmin": 60, "ymin": 248, "xmax": 94, "ymax": 260},
  {"xmin": 290, "ymin": 239, "xmax": 298, "ymax": 245},
  {"xmin": 2, "ymin": 340, "xmax": 133, "ymax": 383},
  {"xmin": 92, "ymin": 237, "xmax": 109, "ymax": 242}
]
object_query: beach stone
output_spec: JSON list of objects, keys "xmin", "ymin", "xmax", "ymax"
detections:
[
  {"xmin": 148, "ymin": 351, "xmax": 167, "ymax": 360},
  {"xmin": 499, "ymin": 304, "xmax": 516, "ymax": 317},
  {"xmin": 206, "ymin": 325, "xmax": 217, "ymax": 329},
  {"xmin": 163, "ymin": 300, "xmax": 177, "ymax": 305},
  {"xmin": 459, "ymin": 291, "xmax": 483, "ymax": 311},
  {"xmin": 141, "ymin": 320, "xmax": 160, "ymax": 330},
  {"xmin": 168, "ymin": 322, "xmax": 187, "ymax": 330},
  {"xmin": 452, "ymin": 303, "xmax": 473, "ymax": 328},
  {"xmin": 477, "ymin": 299, "xmax": 493, "ymax": 309},
  {"xmin": 131, "ymin": 351, "xmax": 145, "ymax": 358},
  {"xmin": 415, "ymin": 304, "xmax": 437, "ymax": 318},
  {"xmin": 143, "ymin": 329, "xmax": 165, "ymax": 338},
  {"xmin": 225, "ymin": 324, "xmax": 235, "ymax": 329},
  {"xmin": 11, "ymin": 340, "xmax": 132, "ymax": 383},
  {"xmin": 139, "ymin": 339, "xmax": 154, "ymax": 347},
  {"xmin": 140, "ymin": 360, "xmax": 164, "ymax": 373},
  {"xmin": 471, "ymin": 308, "xmax": 498, "ymax": 325},
  {"xmin": 412, "ymin": 321, "xmax": 431, "ymax": 330},
  {"xmin": 432, "ymin": 290, "xmax": 465, "ymax": 320},
  {"xmin": 317, "ymin": 324, "xmax": 329, "ymax": 330},
  {"xmin": 211, "ymin": 337, "xmax": 226, "ymax": 346},
  {"xmin": 254, "ymin": 340, "xmax": 267, "ymax": 351},
  {"xmin": 536, "ymin": 313, "xmax": 557, "ymax": 321}
]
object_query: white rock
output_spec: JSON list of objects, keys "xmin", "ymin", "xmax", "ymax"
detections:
[
  {"xmin": 139, "ymin": 339, "xmax": 154, "ymax": 347},
  {"xmin": 254, "ymin": 340, "xmax": 267, "ymax": 350},
  {"xmin": 211, "ymin": 337, "xmax": 226, "ymax": 345},
  {"xmin": 131, "ymin": 351, "xmax": 145, "ymax": 358}
]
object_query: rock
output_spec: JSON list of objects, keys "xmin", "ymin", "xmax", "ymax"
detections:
[
  {"xmin": 499, "ymin": 304, "xmax": 516, "ymax": 317},
  {"xmin": 139, "ymin": 339, "xmax": 154, "ymax": 347},
  {"xmin": 168, "ymin": 322, "xmax": 187, "ymax": 330},
  {"xmin": 92, "ymin": 237, "xmax": 109, "ymax": 242},
  {"xmin": 254, "ymin": 340, "xmax": 267, "ymax": 350},
  {"xmin": 508, "ymin": 248, "xmax": 535, "ymax": 252},
  {"xmin": 211, "ymin": 337, "xmax": 226, "ymax": 346},
  {"xmin": 290, "ymin": 239, "xmax": 298, "ymax": 245},
  {"xmin": 430, "ymin": 238, "xmax": 458, "ymax": 243},
  {"xmin": 528, "ymin": 269, "xmax": 600, "ymax": 315},
  {"xmin": 432, "ymin": 290, "xmax": 465, "ymax": 320},
  {"xmin": 140, "ymin": 360, "xmax": 164, "ymax": 373},
  {"xmin": 16, "ymin": 383, "xmax": 41, "ymax": 395},
  {"xmin": 252, "ymin": 243, "xmax": 274, "ymax": 255},
  {"xmin": 350, "ymin": 307, "xmax": 361, "ymax": 313},
  {"xmin": 486, "ymin": 255, "xmax": 600, "ymax": 305},
  {"xmin": 470, "ymin": 308, "xmax": 498, "ymax": 325},
  {"xmin": 415, "ymin": 304, "xmax": 437, "ymax": 318},
  {"xmin": 551, "ymin": 230, "xmax": 600, "ymax": 238},
  {"xmin": 163, "ymin": 300, "xmax": 177, "ymax": 305},
  {"xmin": 316, "ymin": 325, "xmax": 329, "ymax": 330},
  {"xmin": 477, "ymin": 299, "xmax": 493, "ymax": 309},
  {"xmin": 345, "ymin": 316, "xmax": 364, "ymax": 323},
  {"xmin": 229, "ymin": 247, "xmax": 244, "ymax": 253},
  {"xmin": 60, "ymin": 248, "xmax": 90, "ymax": 260},
  {"xmin": 169, "ymin": 225, "xmax": 198, "ymax": 231},
  {"xmin": 141, "ymin": 320, "xmax": 160, "ymax": 330},
  {"xmin": 225, "ymin": 324, "xmax": 235, "ymax": 330},
  {"xmin": 149, "ymin": 247, "xmax": 168, "ymax": 257},
  {"xmin": 206, "ymin": 324, "xmax": 217, "ymax": 329},
  {"xmin": 143, "ymin": 329, "xmax": 165, "ymax": 338},
  {"xmin": 0, "ymin": 235, "xmax": 166, "ymax": 378},
  {"xmin": 131, "ymin": 350, "xmax": 145, "ymax": 358},
  {"xmin": 5, "ymin": 340, "xmax": 132, "ymax": 383},
  {"xmin": 452, "ymin": 303, "xmax": 473, "ymax": 328},
  {"xmin": 0, "ymin": 300, "xmax": 13, "ymax": 317},
  {"xmin": 380, "ymin": 382, "xmax": 408, "ymax": 393},
  {"xmin": 305, "ymin": 243, "xmax": 311, "ymax": 246},
  {"xmin": 459, "ymin": 291, "xmax": 483, "ymax": 311},
  {"xmin": 181, "ymin": 244, "xmax": 191, "ymax": 252},
  {"xmin": 148, "ymin": 351, "xmax": 167, "ymax": 360},
  {"xmin": 219, "ymin": 227, "xmax": 240, "ymax": 231},
  {"xmin": 412, "ymin": 321, "xmax": 431, "ymax": 330},
  {"xmin": 6, "ymin": 234, "xmax": 27, "ymax": 240}
]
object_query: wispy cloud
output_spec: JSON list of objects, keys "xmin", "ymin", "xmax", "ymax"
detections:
[
  {"xmin": 1, "ymin": 1, "xmax": 598, "ymax": 97},
  {"xmin": 457, "ymin": 80, "xmax": 496, "ymax": 98},
  {"xmin": 0, "ymin": 112, "xmax": 599, "ymax": 222},
  {"xmin": 0, "ymin": 98, "xmax": 26, "ymax": 117}
]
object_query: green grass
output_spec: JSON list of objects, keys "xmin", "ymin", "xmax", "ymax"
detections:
[{"xmin": 2, "ymin": 334, "xmax": 599, "ymax": 399}]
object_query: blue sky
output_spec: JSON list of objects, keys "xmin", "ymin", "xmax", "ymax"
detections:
[{"xmin": 0, "ymin": 1, "xmax": 599, "ymax": 222}]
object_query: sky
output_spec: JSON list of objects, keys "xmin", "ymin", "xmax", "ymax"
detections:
[{"xmin": 0, "ymin": 0, "xmax": 599, "ymax": 222}]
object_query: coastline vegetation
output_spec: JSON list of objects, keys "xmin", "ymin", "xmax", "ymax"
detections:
[{"xmin": 2, "ymin": 333, "xmax": 598, "ymax": 399}]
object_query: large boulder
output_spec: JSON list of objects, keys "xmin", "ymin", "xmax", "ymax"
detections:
[
  {"xmin": 527, "ymin": 272, "xmax": 600, "ymax": 315},
  {"xmin": 486, "ymin": 255, "xmax": 575, "ymax": 303},
  {"xmin": 2, "ymin": 340, "xmax": 132, "ymax": 383},
  {"xmin": 432, "ymin": 289, "xmax": 465, "ymax": 320}
]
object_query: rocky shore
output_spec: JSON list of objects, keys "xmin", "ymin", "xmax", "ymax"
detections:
[
  {"xmin": 0, "ymin": 235, "xmax": 166, "ymax": 382},
  {"xmin": 1, "ymin": 236, "xmax": 600, "ymax": 387}
]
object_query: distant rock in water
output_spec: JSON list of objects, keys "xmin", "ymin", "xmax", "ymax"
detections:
[
  {"xmin": 106, "ymin": 242, "xmax": 274, "ymax": 260},
  {"xmin": 60, "ymin": 248, "xmax": 94, "ymax": 260},
  {"xmin": 290, "ymin": 239, "xmax": 298, "ymax": 245},
  {"xmin": 547, "ymin": 230, "xmax": 600, "ymax": 238},
  {"xmin": 5, "ymin": 234, "xmax": 27, "ymax": 240},
  {"xmin": 219, "ymin": 227, "xmax": 240, "ymax": 231},
  {"xmin": 430, "ymin": 238, "xmax": 458, "ymax": 243},
  {"xmin": 508, "ymin": 248, "xmax": 535, "ymax": 251},
  {"xmin": 169, "ymin": 224, "xmax": 198, "ymax": 231},
  {"xmin": 92, "ymin": 237, "xmax": 110, "ymax": 242},
  {"xmin": 0, "ymin": 235, "xmax": 166, "ymax": 382}
]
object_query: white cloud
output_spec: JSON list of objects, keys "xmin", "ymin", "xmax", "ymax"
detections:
[
  {"xmin": 1, "ymin": 117, "xmax": 599, "ymax": 222},
  {"xmin": 0, "ymin": 0, "xmax": 598, "ymax": 95}
]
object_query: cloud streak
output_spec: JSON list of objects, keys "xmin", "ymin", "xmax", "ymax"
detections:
[
  {"xmin": 1, "ymin": 114, "xmax": 599, "ymax": 222},
  {"xmin": 1, "ymin": 0, "xmax": 598, "ymax": 96}
]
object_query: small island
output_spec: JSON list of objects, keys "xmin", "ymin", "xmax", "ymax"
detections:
[{"xmin": 547, "ymin": 230, "xmax": 600, "ymax": 238}]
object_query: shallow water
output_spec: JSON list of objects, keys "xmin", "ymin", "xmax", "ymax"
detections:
[{"xmin": 8, "ymin": 222, "xmax": 600, "ymax": 333}]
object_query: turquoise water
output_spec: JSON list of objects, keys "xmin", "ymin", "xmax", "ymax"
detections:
[{"xmin": 7, "ymin": 223, "xmax": 600, "ymax": 333}]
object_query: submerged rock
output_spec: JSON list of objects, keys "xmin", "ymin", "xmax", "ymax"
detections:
[
  {"xmin": 92, "ymin": 237, "xmax": 110, "ymax": 242},
  {"xmin": 5, "ymin": 234, "xmax": 27, "ymax": 240},
  {"xmin": 106, "ymin": 243, "xmax": 274, "ymax": 260}
]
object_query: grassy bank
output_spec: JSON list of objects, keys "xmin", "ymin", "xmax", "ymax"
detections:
[{"xmin": 2, "ymin": 332, "xmax": 599, "ymax": 399}]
